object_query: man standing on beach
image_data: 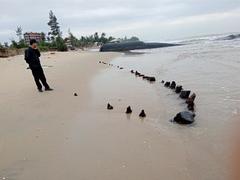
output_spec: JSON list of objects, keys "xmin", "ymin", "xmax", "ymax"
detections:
[{"xmin": 24, "ymin": 39, "xmax": 53, "ymax": 92}]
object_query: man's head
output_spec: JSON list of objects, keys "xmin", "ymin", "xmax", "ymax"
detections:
[{"xmin": 30, "ymin": 39, "xmax": 37, "ymax": 49}]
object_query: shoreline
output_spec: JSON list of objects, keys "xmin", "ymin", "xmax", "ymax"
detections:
[{"xmin": 88, "ymin": 49, "xmax": 232, "ymax": 180}]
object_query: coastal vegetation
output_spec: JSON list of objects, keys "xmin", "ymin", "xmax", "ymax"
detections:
[{"xmin": 0, "ymin": 10, "xmax": 140, "ymax": 56}]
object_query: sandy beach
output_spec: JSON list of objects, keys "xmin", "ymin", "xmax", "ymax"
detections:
[{"xmin": 0, "ymin": 48, "xmax": 235, "ymax": 180}]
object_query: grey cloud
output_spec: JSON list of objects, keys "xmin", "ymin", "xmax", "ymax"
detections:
[{"xmin": 0, "ymin": 0, "xmax": 240, "ymax": 42}]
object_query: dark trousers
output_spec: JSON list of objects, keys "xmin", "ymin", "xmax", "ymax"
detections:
[{"xmin": 31, "ymin": 67, "xmax": 50, "ymax": 90}]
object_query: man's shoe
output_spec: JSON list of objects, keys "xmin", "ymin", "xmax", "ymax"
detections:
[
  {"xmin": 45, "ymin": 88, "xmax": 54, "ymax": 91},
  {"xmin": 38, "ymin": 89, "xmax": 43, "ymax": 92}
]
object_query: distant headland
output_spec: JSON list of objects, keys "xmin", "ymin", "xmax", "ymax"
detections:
[{"xmin": 100, "ymin": 41, "xmax": 180, "ymax": 52}]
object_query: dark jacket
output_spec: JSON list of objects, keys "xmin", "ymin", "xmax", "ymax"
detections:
[{"xmin": 24, "ymin": 47, "xmax": 42, "ymax": 69}]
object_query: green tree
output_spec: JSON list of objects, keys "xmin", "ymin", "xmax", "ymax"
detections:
[
  {"xmin": 108, "ymin": 36, "xmax": 115, "ymax": 42},
  {"xmin": 16, "ymin": 26, "xmax": 23, "ymax": 42},
  {"xmin": 68, "ymin": 29, "xmax": 79, "ymax": 47},
  {"xmin": 11, "ymin": 40, "xmax": 19, "ymax": 48},
  {"xmin": 94, "ymin": 32, "xmax": 99, "ymax": 42},
  {"xmin": 10, "ymin": 39, "xmax": 27, "ymax": 49},
  {"xmin": 129, "ymin": 36, "xmax": 140, "ymax": 41},
  {"xmin": 77, "ymin": 32, "xmax": 115, "ymax": 47},
  {"xmin": 47, "ymin": 11, "xmax": 67, "ymax": 51},
  {"xmin": 40, "ymin": 32, "xmax": 46, "ymax": 42},
  {"xmin": 119, "ymin": 36, "xmax": 140, "ymax": 42},
  {"xmin": 18, "ymin": 39, "xmax": 27, "ymax": 48},
  {"xmin": 99, "ymin": 33, "xmax": 108, "ymax": 44},
  {"xmin": 38, "ymin": 41, "xmax": 50, "ymax": 51},
  {"xmin": 47, "ymin": 10, "xmax": 61, "ymax": 40},
  {"xmin": 55, "ymin": 36, "xmax": 68, "ymax": 51},
  {"xmin": 79, "ymin": 36, "xmax": 87, "ymax": 47}
]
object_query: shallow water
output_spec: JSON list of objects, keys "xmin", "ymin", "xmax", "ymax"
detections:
[
  {"xmin": 91, "ymin": 37, "xmax": 240, "ymax": 179},
  {"xmin": 111, "ymin": 39, "xmax": 240, "ymax": 123}
]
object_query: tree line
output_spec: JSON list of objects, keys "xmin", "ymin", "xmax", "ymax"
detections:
[{"xmin": 0, "ymin": 10, "xmax": 140, "ymax": 51}]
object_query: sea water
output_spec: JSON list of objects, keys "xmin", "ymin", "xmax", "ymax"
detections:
[{"xmin": 91, "ymin": 34, "xmax": 240, "ymax": 179}]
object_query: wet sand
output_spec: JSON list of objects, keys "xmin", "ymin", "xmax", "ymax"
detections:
[
  {"xmin": 89, "ymin": 40, "xmax": 240, "ymax": 180},
  {"xmin": 0, "ymin": 51, "xmax": 186, "ymax": 180},
  {"xmin": 93, "ymin": 41, "xmax": 240, "ymax": 180},
  {"xmin": 0, "ymin": 49, "xmax": 234, "ymax": 180}
]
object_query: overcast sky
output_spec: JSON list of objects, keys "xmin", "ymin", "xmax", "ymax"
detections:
[{"xmin": 0, "ymin": 0, "xmax": 240, "ymax": 43}]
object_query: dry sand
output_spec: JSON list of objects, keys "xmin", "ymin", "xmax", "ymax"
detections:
[{"xmin": 0, "ymin": 51, "xmax": 230, "ymax": 180}]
